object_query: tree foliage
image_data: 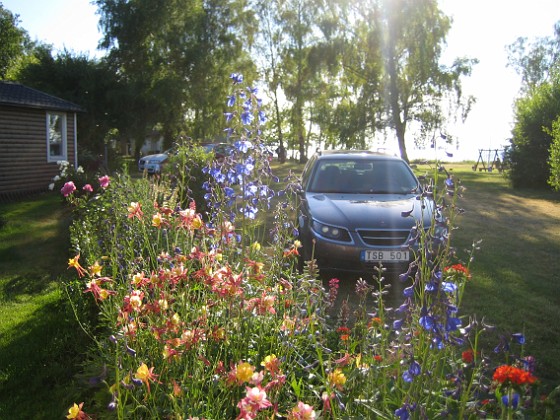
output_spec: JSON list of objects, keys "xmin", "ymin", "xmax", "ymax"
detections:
[
  {"xmin": 2, "ymin": 0, "xmax": 476, "ymax": 163},
  {"xmin": 0, "ymin": 3, "xmax": 29, "ymax": 79},
  {"xmin": 377, "ymin": 0, "xmax": 476, "ymax": 162},
  {"xmin": 547, "ymin": 115, "xmax": 560, "ymax": 190},
  {"xmin": 507, "ymin": 22, "xmax": 560, "ymax": 93},
  {"xmin": 16, "ymin": 47, "xmax": 122, "ymax": 161},
  {"xmin": 94, "ymin": 0, "xmax": 257, "ymax": 155},
  {"xmin": 506, "ymin": 22, "xmax": 560, "ymax": 189}
]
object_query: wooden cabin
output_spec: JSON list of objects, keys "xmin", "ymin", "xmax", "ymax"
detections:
[{"xmin": 0, "ymin": 81, "xmax": 83, "ymax": 199}]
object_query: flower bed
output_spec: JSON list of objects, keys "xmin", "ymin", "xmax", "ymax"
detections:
[{"xmin": 60, "ymin": 75, "xmax": 556, "ymax": 419}]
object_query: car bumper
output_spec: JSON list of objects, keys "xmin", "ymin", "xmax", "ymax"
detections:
[
  {"xmin": 304, "ymin": 232, "xmax": 414, "ymax": 275},
  {"xmin": 138, "ymin": 163, "xmax": 162, "ymax": 174}
]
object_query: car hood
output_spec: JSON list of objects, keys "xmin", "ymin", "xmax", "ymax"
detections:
[
  {"xmin": 304, "ymin": 192, "xmax": 433, "ymax": 230},
  {"xmin": 141, "ymin": 153, "xmax": 167, "ymax": 162}
]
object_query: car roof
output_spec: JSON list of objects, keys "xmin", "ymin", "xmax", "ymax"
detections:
[{"xmin": 314, "ymin": 150, "xmax": 403, "ymax": 161}]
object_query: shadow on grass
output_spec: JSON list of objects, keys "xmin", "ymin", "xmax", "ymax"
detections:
[{"xmin": 0, "ymin": 294, "xmax": 92, "ymax": 419}]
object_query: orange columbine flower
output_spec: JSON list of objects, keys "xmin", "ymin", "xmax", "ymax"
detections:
[
  {"xmin": 68, "ymin": 254, "xmax": 87, "ymax": 277},
  {"xmin": 327, "ymin": 368, "xmax": 347, "ymax": 390},
  {"xmin": 493, "ymin": 365, "xmax": 537, "ymax": 385},
  {"xmin": 84, "ymin": 277, "xmax": 115, "ymax": 302},
  {"xmin": 127, "ymin": 201, "xmax": 144, "ymax": 220},
  {"xmin": 283, "ymin": 240, "xmax": 301, "ymax": 258},
  {"xmin": 66, "ymin": 402, "xmax": 89, "ymax": 419},
  {"xmin": 261, "ymin": 354, "xmax": 281, "ymax": 375},
  {"xmin": 135, "ymin": 362, "xmax": 159, "ymax": 394}
]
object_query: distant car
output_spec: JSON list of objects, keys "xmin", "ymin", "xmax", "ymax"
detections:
[
  {"xmin": 138, "ymin": 148, "xmax": 176, "ymax": 174},
  {"xmin": 202, "ymin": 142, "xmax": 234, "ymax": 160},
  {"xmin": 298, "ymin": 150, "xmax": 437, "ymax": 274}
]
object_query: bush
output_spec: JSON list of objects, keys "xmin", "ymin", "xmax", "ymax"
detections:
[{"xmin": 506, "ymin": 77, "xmax": 560, "ymax": 189}]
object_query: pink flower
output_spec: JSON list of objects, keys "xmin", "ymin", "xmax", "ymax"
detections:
[
  {"xmin": 61, "ymin": 181, "xmax": 76, "ymax": 197},
  {"xmin": 82, "ymin": 184, "xmax": 93, "ymax": 192},
  {"xmin": 98, "ymin": 175, "xmax": 110, "ymax": 189},
  {"xmin": 289, "ymin": 401, "xmax": 316, "ymax": 420},
  {"xmin": 237, "ymin": 386, "xmax": 272, "ymax": 419},
  {"xmin": 244, "ymin": 386, "xmax": 271, "ymax": 409}
]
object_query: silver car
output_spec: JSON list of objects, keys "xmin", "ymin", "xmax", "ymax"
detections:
[
  {"xmin": 298, "ymin": 151, "xmax": 436, "ymax": 274},
  {"xmin": 138, "ymin": 148, "xmax": 176, "ymax": 174}
]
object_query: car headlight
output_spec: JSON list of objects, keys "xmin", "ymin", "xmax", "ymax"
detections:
[{"xmin": 312, "ymin": 220, "xmax": 351, "ymax": 242}]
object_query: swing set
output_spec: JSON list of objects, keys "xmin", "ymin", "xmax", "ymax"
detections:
[{"xmin": 472, "ymin": 149, "xmax": 504, "ymax": 172}]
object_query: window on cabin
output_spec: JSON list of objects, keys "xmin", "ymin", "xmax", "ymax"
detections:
[{"xmin": 47, "ymin": 112, "xmax": 67, "ymax": 162}]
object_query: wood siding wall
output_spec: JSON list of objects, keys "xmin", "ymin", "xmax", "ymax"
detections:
[{"xmin": 0, "ymin": 106, "xmax": 76, "ymax": 199}]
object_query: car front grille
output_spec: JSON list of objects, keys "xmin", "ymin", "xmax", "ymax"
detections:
[{"xmin": 357, "ymin": 229, "xmax": 410, "ymax": 246}]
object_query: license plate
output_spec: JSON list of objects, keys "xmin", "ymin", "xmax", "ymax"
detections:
[{"xmin": 361, "ymin": 250, "xmax": 409, "ymax": 262}]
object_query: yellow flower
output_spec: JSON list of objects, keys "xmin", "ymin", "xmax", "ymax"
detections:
[
  {"xmin": 132, "ymin": 272, "xmax": 145, "ymax": 285},
  {"xmin": 152, "ymin": 212, "xmax": 163, "ymax": 228},
  {"xmin": 66, "ymin": 402, "xmax": 87, "ymax": 419},
  {"xmin": 67, "ymin": 254, "xmax": 87, "ymax": 277},
  {"xmin": 135, "ymin": 363, "xmax": 150, "ymax": 382},
  {"xmin": 235, "ymin": 362, "xmax": 255, "ymax": 383},
  {"xmin": 135, "ymin": 362, "xmax": 159, "ymax": 393},
  {"xmin": 250, "ymin": 241, "xmax": 261, "ymax": 252},
  {"xmin": 88, "ymin": 261, "xmax": 102, "ymax": 277},
  {"xmin": 328, "ymin": 368, "xmax": 347, "ymax": 390}
]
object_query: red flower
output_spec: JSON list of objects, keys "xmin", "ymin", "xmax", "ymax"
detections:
[
  {"xmin": 462, "ymin": 349, "xmax": 475, "ymax": 364},
  {"xmin": 444, "ymin": 263, "xmax": 471, "ymax": 278},
  {"xmin": 493, "ymin": 365, "xmax": 537, "ymax": 385}
]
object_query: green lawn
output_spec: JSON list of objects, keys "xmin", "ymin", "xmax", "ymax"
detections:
[
  {"xmin": 444, "ymin": 163, "xmax": 560, "ymax": 387},
  {"xmin": 0, "ymin": 161, "xmax": 559, "ymax": 418},
  {"xmin": 0, "ymin": 194, "xmax": 89, "ymax": 419}
]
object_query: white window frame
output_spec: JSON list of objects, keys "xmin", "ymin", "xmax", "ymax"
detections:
[{"xmin": 46, "ymin": 112, "xmax": 67, "ymax": 162}]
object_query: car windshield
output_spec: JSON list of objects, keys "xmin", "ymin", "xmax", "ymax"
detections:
[{"xmin": 308, "ymin": 158, "xmax": 419, "ymax": 194}]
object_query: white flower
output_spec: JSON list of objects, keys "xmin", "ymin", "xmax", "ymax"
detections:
[
  {"xmin": 77, "ymin": 166, "xmax": 84, "ymax": 174},
  {"xmin": 48, "ymin": 183, "xmax": 55, "ymax": 190},
  {"xmin": 53, "ymin": 175, "xmax": 61, "ymax": 181}
]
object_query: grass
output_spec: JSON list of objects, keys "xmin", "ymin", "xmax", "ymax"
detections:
[
  {"xmin": 0, "ymin": 160, "xmax": 559, "ymax": 417},
  {"xmin": 0, "ymin": 194, "xmax": 89, "ymax": 419},
  {"xmin": 442, "ymin": 163, "xmax": 560, "ymax": 387}
]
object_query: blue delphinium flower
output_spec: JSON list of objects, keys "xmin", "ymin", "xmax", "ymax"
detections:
[
  {"xmin": 241, "ymin": 109, "xmax": 254, "ymax": 125},
  {"xmin": 402, "ymin": 360, "xmax": 421, "ymax": 383},
  {"xmin": 230, "ymin": 73, "xmax": 243, "ymax": 84},
  {"xmin": 502, "ymin": 393, "xmax": 519, "ymax": 408},
  {"xmin": 227, "ymin": 95, "xmax": 236, "ymax": 107},
  {"xmin": 241, "ymin": 204, "xmax": 258, "ymax": 219},
  {"xmin": 395, "ymin": 404, "xmax": 410, "ymax": 420},
  {"xmin": 234, "ymin": 140, "xmax": 252, "ymax": 153},
  {"xmin": 512, "ymin": 332, "xmax": 525, "ymax": 344},
  {"xmin": 442, "ymin": 281, "xmax": 457, "ymax": 293}
]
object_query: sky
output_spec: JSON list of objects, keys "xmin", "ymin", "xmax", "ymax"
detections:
[{"xmin": 2, "ymin": 0, "xmax": 560, "ymax": 161}]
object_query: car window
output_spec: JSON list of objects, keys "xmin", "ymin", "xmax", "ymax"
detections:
[{"xmin": 308, "ymin": 159, "xmax": 418, "ymax": 194}]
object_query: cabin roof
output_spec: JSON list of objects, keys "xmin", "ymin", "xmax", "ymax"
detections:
[{"xmin": 0, "ymin": 81, "xmax": 84, "ymax": 112}]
